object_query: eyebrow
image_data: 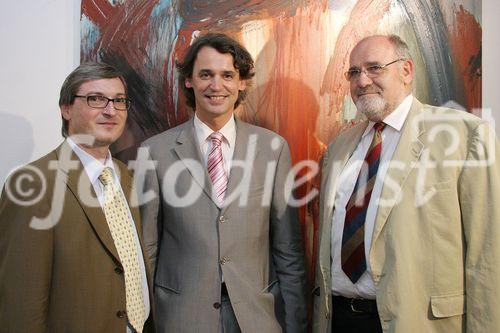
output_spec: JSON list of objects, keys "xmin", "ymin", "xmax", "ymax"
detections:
[
  {"xmin": 349, "ymin": 61, "xmax": 384, "ymax": 70},
  {"xmin": 78, "ymin": 91, "xmax": 126, "ymax": 96},
  {"xmin": 197, "ymin": 69, "xmax": 237, "ymax": 75}
]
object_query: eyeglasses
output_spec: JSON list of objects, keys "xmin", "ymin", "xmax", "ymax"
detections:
[
  {"xmin": 74, "ymin": 94, "xmax": 131, "ymax": 111},
  {"xmin": 344, "ymin": 59, "xmax": 405, "ymax": 81}
]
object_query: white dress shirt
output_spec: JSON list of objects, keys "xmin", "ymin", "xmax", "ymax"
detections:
[
  {"xmin": 67, "ymin": 138, "xmax": 150, "ymax": 332},
  {"xmin": 193, "ymin": 113, "xmax": 236, "ymax": 177},
  {"xmin": 331, "ymin": 94, "xmax": 413, "ymax": 299}
]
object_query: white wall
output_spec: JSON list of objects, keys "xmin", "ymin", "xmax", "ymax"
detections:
[
  {"xmin": 0, "ymin": 0, "xmax": 498, "ymax": 186},
  {"xmin": 0, "ymin": 0, "xmax": 81, "ymax": 185},
  {"xmin": 483, "ymin": 0, "xmax": 500, "ymax": 137}
]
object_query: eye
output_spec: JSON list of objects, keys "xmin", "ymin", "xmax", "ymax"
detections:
[
  {"xmin": 199, "ymin": 72, "xmax": 210, "ymax": 79},
  {"xmin": 223, "ymin": 73, "xmax": 235, "ymax": 80},
  {"xmin": 347, "ymin": 69, "xmax": 361, "ymax": 78},
  {"xmin": 114, "ymin": 97, "xmax": 127, "ymax": 103},
  {"xmin": 366, "ymin": 64, "xmax": 384, "ymax": 74},
  {"xmin": 88, "ymin": 95, "xmax": 106, "ymax": 102}
]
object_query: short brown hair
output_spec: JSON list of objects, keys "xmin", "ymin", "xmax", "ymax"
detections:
[{"xmin": 176, "ymin": 33, "xmax": 255, "ymax": 110}]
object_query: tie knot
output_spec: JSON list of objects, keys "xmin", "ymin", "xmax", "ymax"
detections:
[
  {"xmin": 210, "ymin": 132, "xmax": 224, "ymax": 146},
  {"xmin": 99, "ymin": 167, "xmax": 114, "ymax": 186},
  {"xmin": 374, "ymin": 122, "xmax": 386, "ymax": 133}
]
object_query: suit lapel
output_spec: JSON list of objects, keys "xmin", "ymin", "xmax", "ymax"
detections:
[
  {"xmin": 116, "ymin": 161, "xmax": 155, "ymax": 296},
  {"xmin": 370, "ymin": 99, "xmax": 425, "ymax": 247},
  {"xmin": 221, "ymin": 118, "xmax": 259, "ymax": 213},
  {"xmin": 115, "ymin": 161, "xmax": 141, "ymax": 233},
  {"xmin": 321, "ymin": 123, "xmax": 367, "ymax": 227},
  {"xmin": 56, "ymin": 141, "xmax": 120, "ymax": 263},
  {"xmin": 173, "ymin": 119, "xmax": 216, "ymax": 205},
  {"xmin": 319, "ymin": 123, "xmax": 367, "ymax": 273}
]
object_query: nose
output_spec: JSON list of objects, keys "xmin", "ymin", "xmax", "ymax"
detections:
[
  {"xmin": 356, "ymin": 70, "xmax": 373, "ymax": 88},
  {"xmin": 210, "ymin": 76, "xmax": 222, "ymax": 90},
  {"xmin": 102, "ymin": 101, "xmax": 118, "ymax": 116}
]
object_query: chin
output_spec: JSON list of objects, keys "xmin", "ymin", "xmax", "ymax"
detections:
[
  {"xmin": 94, "ymin": 134, "xmax": 120, "ymax": 146},
  {"xmin": 355, "ymin": 96, "xmax": 386, "ymax": 122}
]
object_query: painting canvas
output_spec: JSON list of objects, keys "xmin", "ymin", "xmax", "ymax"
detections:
[{"xmin": 81, "ymin": 0, "xmax": 482, "ymax": 285}]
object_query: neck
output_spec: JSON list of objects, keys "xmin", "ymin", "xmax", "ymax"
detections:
[
  {"xmin": 376, "ymin": 92, "xmax": 411, "ymax": 122},
  {"xmin": 196, "ymin": 112, "xmax": 233, "ymax": 132},
  {"xmin": 78, "ymin": 144, "xmax": 109, "ymax": 162}
]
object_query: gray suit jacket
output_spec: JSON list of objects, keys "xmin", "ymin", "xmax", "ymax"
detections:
[{"xmin": 139, "ymin": 118, "xmax": 307, "ymax": 333}]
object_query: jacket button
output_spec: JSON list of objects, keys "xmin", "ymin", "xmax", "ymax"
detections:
[
  {"xmin": 213, "ymin": 302, "xmax": 221, "ymax": 309},
  {"xmin": 219, "ymin": 215, "xmax": 227, "ymax": 223},
  {"xmin": 220, "ymin": 257, "xmax": 230, "ymax": 265},
  {"xmin": 114, "ymin": 266, "xmax": 124, "ymax": 274},
  {"xmin": 116, "ymin": 310, "xmax": 126, "ymax": 318}
]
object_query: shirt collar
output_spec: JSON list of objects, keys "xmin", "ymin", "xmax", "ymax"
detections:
[
  {"xmin": 193, "ymin": 113, "xmax": 236, "ymax": 146},
  {"xmin": 66, "ymin": 137, "xmax": 116, "ymax": 185},
  {"xmin": 363, "ymin": 94, "xmax": 413, "ymax": 137}
]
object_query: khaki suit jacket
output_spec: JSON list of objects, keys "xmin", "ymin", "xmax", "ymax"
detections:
[
  {"xmin": 0, "ymin": 141, "xmax": 154, "ymax": 333},
  {"xmin": 139, "ymin": 117, "xmax": 307, "ymax": 333},
  {"xmin": 313, "ymin": 99, "xmax": 500, "ymax": 332}
]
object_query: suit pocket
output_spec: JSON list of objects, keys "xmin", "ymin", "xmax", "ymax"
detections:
[
  {"xmin": 430, "ymin": 293, "xmax": 465, "ymax": 318},
  {"xmin": 261, "ymin": 279, "xmax": 279, "ymax": 293},
  {"xmin": 262, "ymin": 279, "xmax": 285, "ymax": 329},
  {"xmin": 155, "ymin": 281, "xmax": 181, "ymax": 294}
]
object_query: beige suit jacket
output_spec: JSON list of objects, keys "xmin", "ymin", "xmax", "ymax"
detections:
[
  {"xmin": 0, "ymin": 141, "xmax": 154, "ymax": 333},
  {"xmin": 313, "ymin": 99, "xmax": 500, "ymax": 332}
]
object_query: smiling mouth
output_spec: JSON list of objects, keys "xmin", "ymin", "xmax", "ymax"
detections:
[
  {"xmin": 206, "ymin": 95, "xmax": 227, "ymax": 101},
  {"xmin": 357, "ymin": 92, "xmax": 380, "ymax": 97}
]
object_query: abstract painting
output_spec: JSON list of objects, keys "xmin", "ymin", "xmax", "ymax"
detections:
[{"xmin": 81, "ymin": 0, "xmax": 482, "ymax": 289}]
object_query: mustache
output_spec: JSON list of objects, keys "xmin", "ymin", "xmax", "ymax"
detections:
[{"xmin": 355, "ymin": 86, "xmax": 381, "ymax": 96}]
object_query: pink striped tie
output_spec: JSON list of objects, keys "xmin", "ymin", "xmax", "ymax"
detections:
[{"xmin": 207, "ymin": 132, "xmax": 228, "ymax": 206}]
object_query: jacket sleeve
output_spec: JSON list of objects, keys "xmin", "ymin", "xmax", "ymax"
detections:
[
  {"xmin": 0, "ymin": 170, "xmax": 53, "ymax": 333},
  {"xmin": 270, "ymin": 140, "xmax": 308, "ymax": 333},
  {"xmin": 458, "ymin": 122, "xmax": 500, "ymax": 332},
  {"xmin": 136, "ymin": 144, "xmax": 163, "ymax": 272}
]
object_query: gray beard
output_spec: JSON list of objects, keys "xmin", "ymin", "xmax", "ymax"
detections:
[{"xmin": 355, "ymin": 94, "xmax": 388, "ymax": 122}]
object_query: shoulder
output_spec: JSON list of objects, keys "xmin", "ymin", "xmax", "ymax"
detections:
[
  {"xmin": 326, "ymin": 121, "xmax": 367, "ymax": 153},
  {"xmin": 5, "ymin": 147, "xmax": 59, "ymax": 184},
  {"xmin": 142, "ymin": 120, "xmax": 191, "ymax": 149},
  {"xmin": 1, "ymin": 147, "xmax": 59, "ymax": 213},
  {"xmin": 416, "ymin": 103, "xmax": 495, "ymax": 154},
  {"xmin": 419, "ymin": 103, "xmax": 486, "ymax": 131},
  {"xmin": 236, "ymin": 119, "xmax": 288, "ymax": 148}
]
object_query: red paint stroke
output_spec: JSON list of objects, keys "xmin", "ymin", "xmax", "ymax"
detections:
[
  {"xmin": 448, "ymin": 5, "xmax": 482, "ymax": 111},
  {"xmin": 320, "ymin": 0, "xmax": 392, "ymax": 120}
]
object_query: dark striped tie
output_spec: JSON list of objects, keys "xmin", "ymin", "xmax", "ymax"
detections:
[{"xmin": 341, "ymin": 122, "xmax": 386, "ymax": 283}]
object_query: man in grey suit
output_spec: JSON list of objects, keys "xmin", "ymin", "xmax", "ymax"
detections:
[{"xmin": 137, "ymin": 33, "xmax": 307, "ymax": 332}]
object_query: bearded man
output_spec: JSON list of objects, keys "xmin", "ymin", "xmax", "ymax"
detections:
[{"xmin": 313, "ymin": 35, "xmax": 500, "ymax": 333}]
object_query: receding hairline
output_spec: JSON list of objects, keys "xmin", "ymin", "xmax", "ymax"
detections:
[{"xmin": 350, "ymin": 34, "xmax": 412, "ymax": 61}]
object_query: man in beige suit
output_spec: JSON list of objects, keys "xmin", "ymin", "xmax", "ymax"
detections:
[
  {"xmin": 138, "ymin": 33, "xmax": 307, "ymax": 332},
  {"xmin": 313, "ymin": 35, "xmax": 500, "ymax": 332},
  {"xmin": 0, "ymin": 62, "xmax": 154, "ymax": 332}
]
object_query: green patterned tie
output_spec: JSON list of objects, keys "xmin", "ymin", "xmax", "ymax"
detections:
[{"xmin": 99, "ymin": 167, "xmax": 146, "ymax": 332}]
